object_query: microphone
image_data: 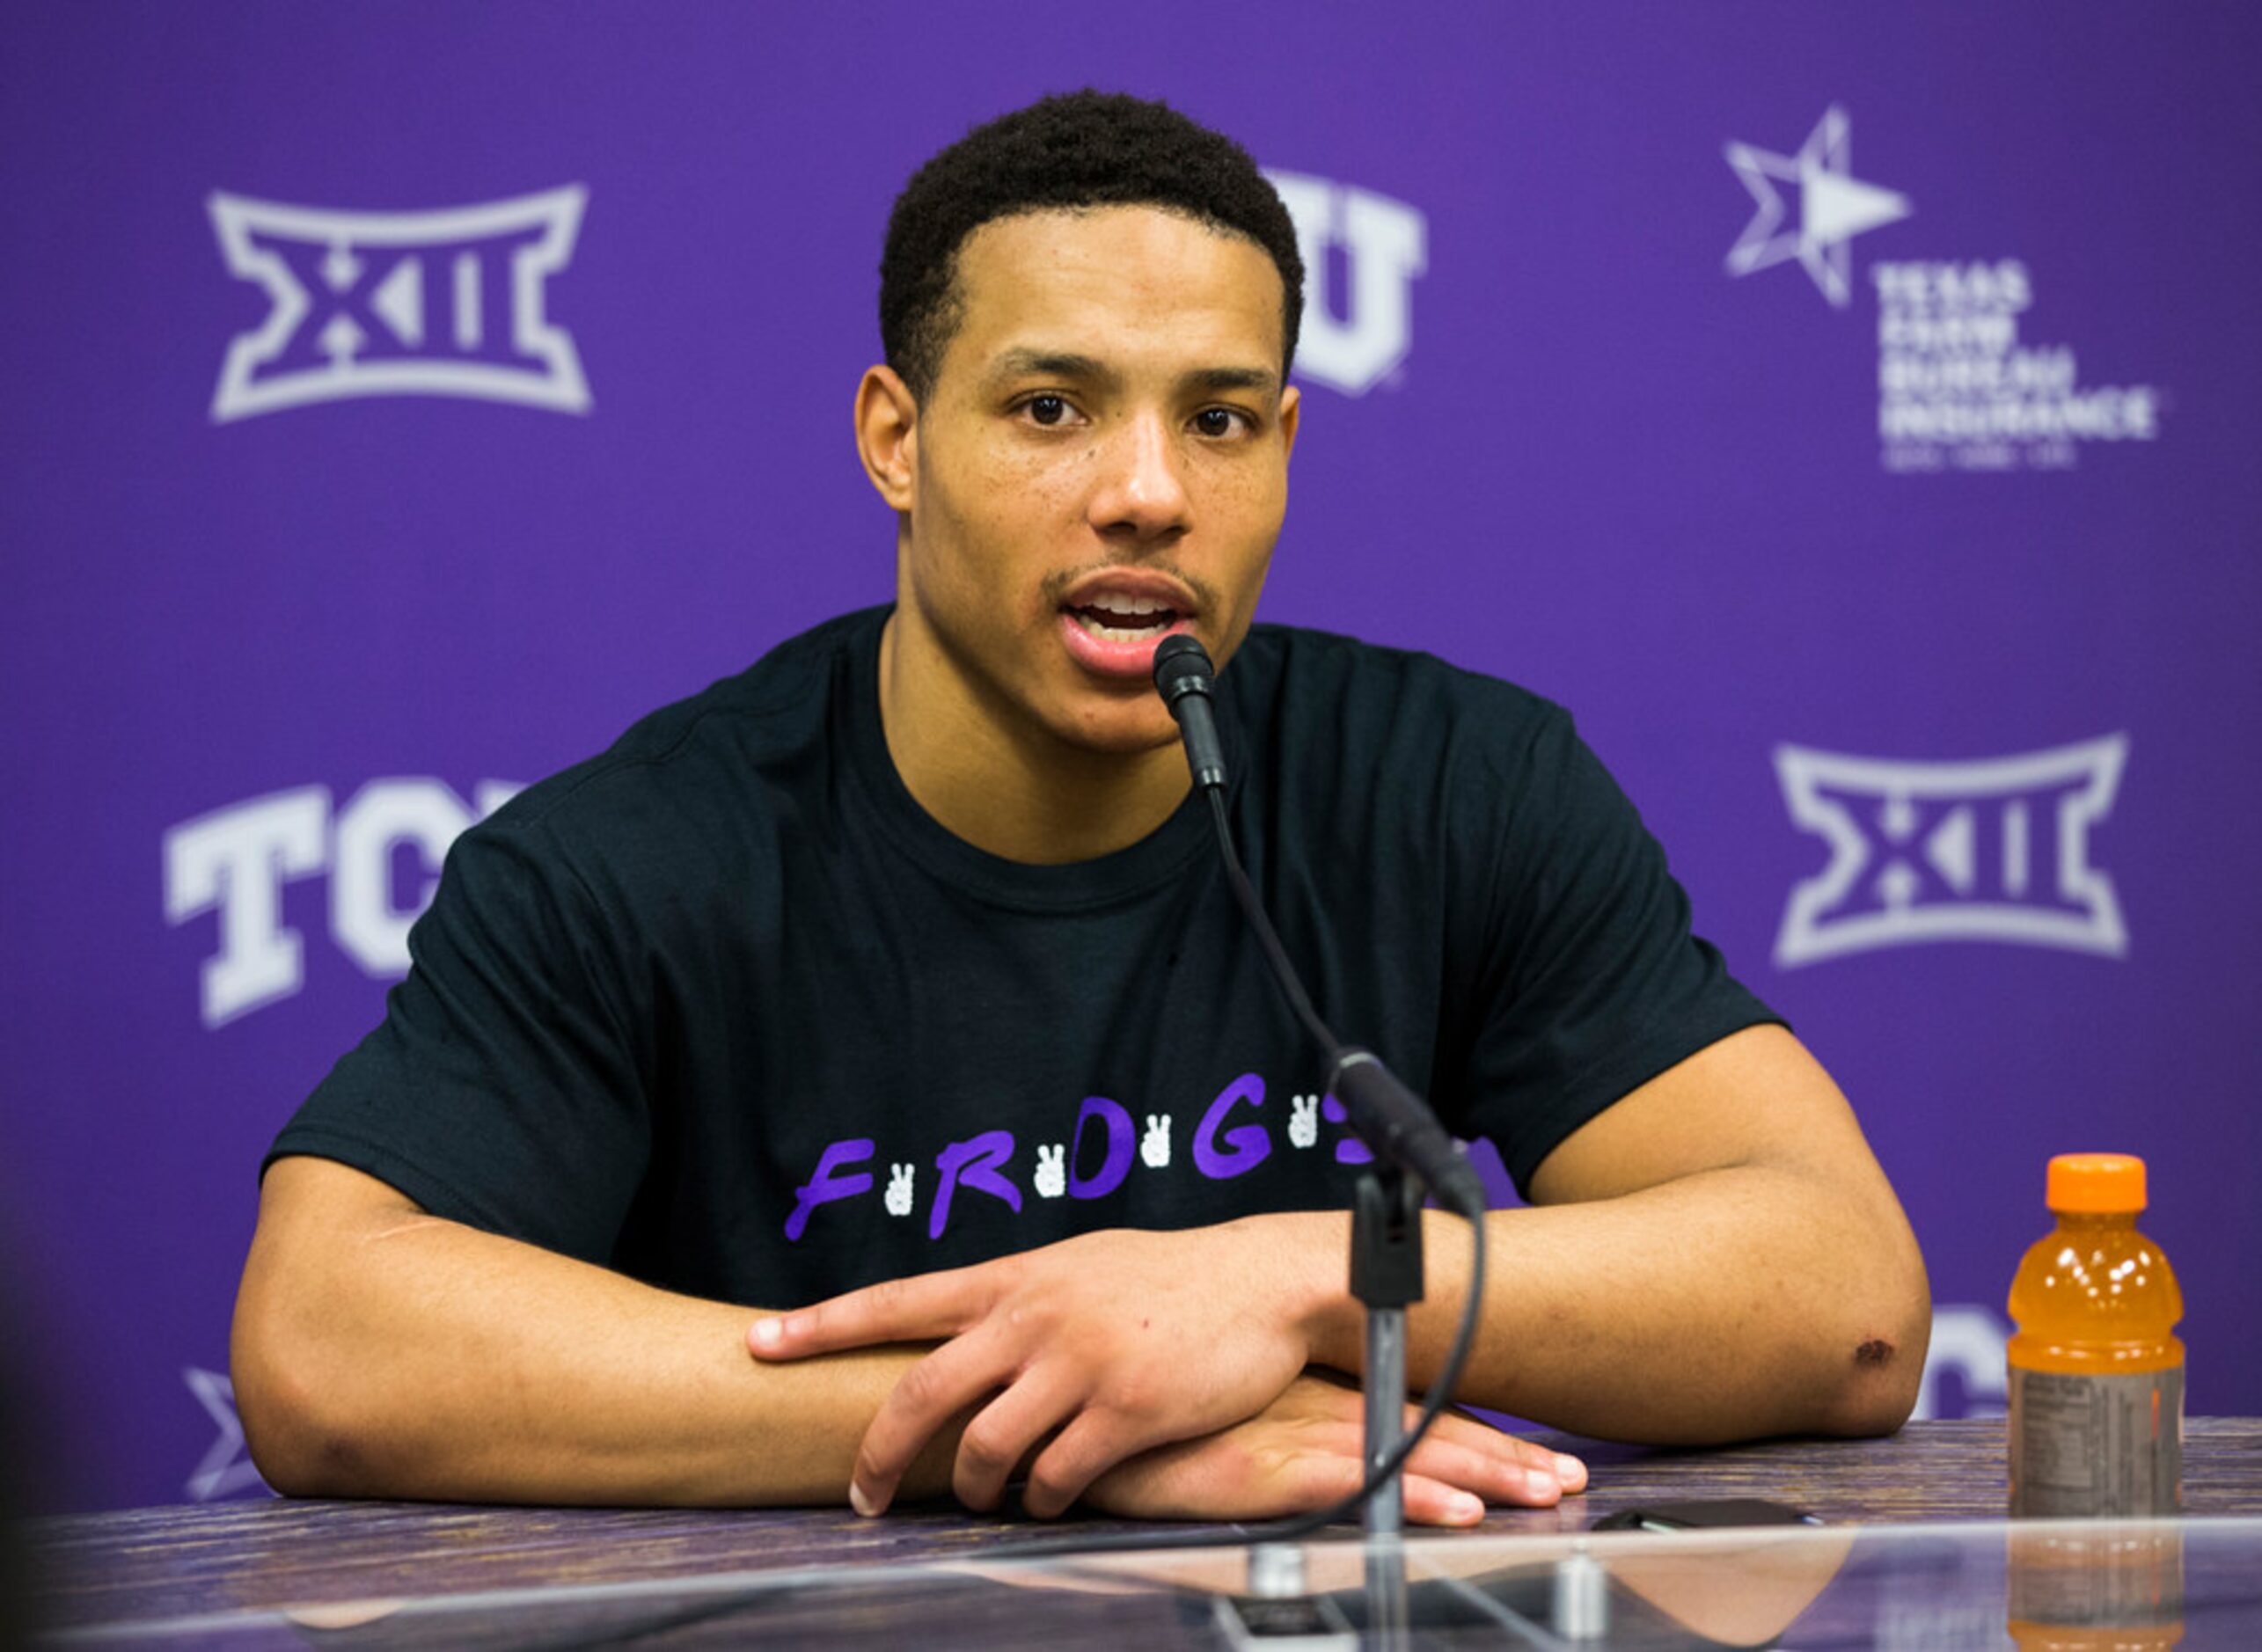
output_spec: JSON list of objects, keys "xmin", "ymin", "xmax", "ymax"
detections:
[
  {"xmin": 1152, "ymin": 634, "xmax": 1227, "ymax": 791},
  {"xmin": 1150, "ymin": 636, "xmax": 1486, "ymax": 1218},
  {"xmin": 1328, "ymin": 1049, "xmax": 1487, "ymax": 1219}
]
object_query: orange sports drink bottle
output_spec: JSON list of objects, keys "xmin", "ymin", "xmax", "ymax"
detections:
[{"xmin": 2007, "ymin": 1153, "xmax": 2184, "ymax": 1517}]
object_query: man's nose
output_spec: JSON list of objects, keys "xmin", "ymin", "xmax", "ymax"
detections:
[{"xmin": 1087, "ymin": 411, "xmax": 1190, "ymax": 541}]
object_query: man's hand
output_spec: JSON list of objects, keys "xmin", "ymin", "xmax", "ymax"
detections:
[
  {"xmin": 747, "ymin": 1222, "xmax": 1334, "ymax": 1518},
  {"xmin": 1086, "ymin": 1374, "xmax": 1586, "ymax": 1525}
]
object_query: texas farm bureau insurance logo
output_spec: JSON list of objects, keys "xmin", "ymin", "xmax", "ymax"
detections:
[
  {"xmin": 1723, "ymin": 106, "xmax": 2163, "ymax": 473},
  {"xmin": 1771, "ymin": 736, "xmax": 2128, "ymax": 968},
  {"xmin": 207, "ymin": 186, "xmax": 589, "ymax": 420},
  {"xmin": 1263, "ymin": 170, "xmax": 1426, "ymax": 397}
]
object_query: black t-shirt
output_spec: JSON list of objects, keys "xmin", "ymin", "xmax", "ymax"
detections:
[{"xmin": 271, "ymin": 607, "xmax": 1776, "ymax": 1309}]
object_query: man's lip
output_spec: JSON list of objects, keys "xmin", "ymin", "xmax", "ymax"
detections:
[{"xmin": 1057, "ymin": 609, "xmax": 1196, "ymax": 680}]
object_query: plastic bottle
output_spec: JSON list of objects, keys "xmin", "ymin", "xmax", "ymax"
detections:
[{"xmin": 2007, "ymin": 1153, "xmax": 2184, "ymax": 1518}]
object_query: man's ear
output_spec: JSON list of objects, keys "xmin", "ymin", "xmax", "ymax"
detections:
[
  {"xmin": 855, "ymin": 365, "xmax": 919, "ymax": 512},
  {"xmin": 1278, "ymin": 383, "xmax": 1301, "ymax": 462}
]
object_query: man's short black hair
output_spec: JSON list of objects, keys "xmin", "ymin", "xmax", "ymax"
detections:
[{"xmin": 880, "ymin": 91, "xmax": 1306, "ymax": 402}]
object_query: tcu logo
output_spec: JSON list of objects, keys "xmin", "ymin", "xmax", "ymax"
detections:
[
  {"xmin": 1263, "ymin": 171, "xmax": 1426, "ymax": 396},
  {"xmin": 1913, "ymin": 1305, "xmax": 2009, "ymax": 1422},
  {"xmin": 208, "ymin": 186, "xmax": 589, "ymax": 421},
  {"xmin": 165, "ymin": 778, "xmax": 519, "ymax": 1027},
  {"xmin": 1773, "ymin": 736, "xmax": 2127, "ymax": 967}
]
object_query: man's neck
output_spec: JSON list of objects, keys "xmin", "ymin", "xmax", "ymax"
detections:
[{"xmin": 877, "ymin": 610, "xmax": 1192, "ymax": 866}]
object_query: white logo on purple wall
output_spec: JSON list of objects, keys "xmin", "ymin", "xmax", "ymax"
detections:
[
  {"xmin": 1263, "ymin": 171, "xmax": 1425, "ymax": 396},
  {"xmin": 1721, "ymin": 109, "xmax": 2165, "ymax": 471},
  {"xmin": 1875, "ymin": 259, "xmax": 2163, "ymax": 472},
  {"xmin": 1913, "ymin": 1305, "xmax": 2009, "ymax": 1422},
  {"xmin": 1773, "ymin": 736, "xmax": 2127, "ymax": 967},
  {"xmin": 183, "ymin": 1367, "xmax": 265, "ymax": 1501},
  {"xmin": 207, "ymin": 187, "xmax": 589, "ymax": 421},
  {"xmin": 1724, "ymin": 106, "xmax": 1912, "ymax": 307},
  {"xmin": 164, "ymin": 778, "xmax": 520, "ymax": 1027}
]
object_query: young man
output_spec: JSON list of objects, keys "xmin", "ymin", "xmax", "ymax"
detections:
[{"xmin": 233, "ymin": 92, "xmax": 1928, "ymax": 1526}]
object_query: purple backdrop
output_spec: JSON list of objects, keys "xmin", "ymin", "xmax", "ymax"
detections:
[{"xmin": 4, "ymin": 2, "xmax": 2257, "ymax": 1512}]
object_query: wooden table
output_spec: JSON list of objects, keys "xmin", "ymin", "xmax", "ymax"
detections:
[{"xmin": 24, "ymin": 1418, "xmax": 2262, "ymax": 1646}]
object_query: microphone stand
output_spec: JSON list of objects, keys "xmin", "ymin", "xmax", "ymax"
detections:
[
  {"xmin": 1358, "ymin": 1172, "xmax": 1422, "ymax": 1652},
  {"xmin": 1353, "ymin": 1164, "xmax": 1424, "ymax": 1546}
]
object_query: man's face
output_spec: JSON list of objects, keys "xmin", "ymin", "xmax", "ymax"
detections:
[{"xmin": 889, "ymin": 205, "xmax": 1299, "ymax": 757}]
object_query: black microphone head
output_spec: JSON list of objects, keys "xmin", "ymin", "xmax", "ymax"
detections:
[{"xmin": 1152, "ymin": 633, "xmax": 1215, "ymax": 705}]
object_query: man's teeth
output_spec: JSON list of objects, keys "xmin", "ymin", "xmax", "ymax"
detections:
[{"xmin": 1072, "ymin": 596, "xmax": 1178, "ymax": 642}]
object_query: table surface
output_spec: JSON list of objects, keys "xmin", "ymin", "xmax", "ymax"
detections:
[{"xmin": 24, "ymin": 1417, "xmax": 2262, "ymax": 1645}]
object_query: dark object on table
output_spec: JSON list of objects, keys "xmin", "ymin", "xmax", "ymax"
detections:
[{"xmin": 1593, "ymin": 1497, "xmax": 1822, "ymax": 1532}]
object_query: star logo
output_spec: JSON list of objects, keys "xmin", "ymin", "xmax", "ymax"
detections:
[
  {"xmin": 1724, "ymin": 106, "xmax": 1912, "ymax": 306},
  {"xmin": 184, "ymin": 1366, "xmax": 267, "ymax": 1501}
]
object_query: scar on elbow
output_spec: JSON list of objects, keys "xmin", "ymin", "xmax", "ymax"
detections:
[{"xmin": 1854, "ymin": 1338, "xmax": 1895, "ymax": 1367}]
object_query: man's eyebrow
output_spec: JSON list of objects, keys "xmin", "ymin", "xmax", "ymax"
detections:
[
  {"xmin": 986, "ymin": 349, "xmax": 1114, "ymax": 386},
  {"xmin": 1182, "ymin": 365, "xmax": 1281, "ymax": 396},
  {"xmin": 983, "ymin": 351, "xmax": 1281, "ymax": 398}
]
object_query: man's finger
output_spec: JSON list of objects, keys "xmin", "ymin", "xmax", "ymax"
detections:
[
  {"xmin": 1404, "ymin": 1406, "xmax": 1586, "ymax": 1496},
  {"xmin": 950, "ymin": 1367, "xmax": 1081, "ymax": 1513},
  {"xmin": 1396, "ymin": 1473, "xmax": 1491, "ymax": 1527},
  {"xmin": 1403, "ymin": 1432, "xmax": 1565, "ymax": 1509},
  {"xmin": 1276, "ymin": 1455, "xmax": 1487, "ymax": 1527},
  {"xmin": 1543, "ymin": 1446, "xmax": 1587, "ymax": 1494},
  {"xmin": 848, "ymin": 1327, "xmax": 1014, "ymax": 1516},
  {"xmin": 748, "ymin": 1268, "xmax": 983, "ymax": 1360},
  {"xmin": 1021, "ymin": 1407, "xmax": 1150, "ymax": 1520}
]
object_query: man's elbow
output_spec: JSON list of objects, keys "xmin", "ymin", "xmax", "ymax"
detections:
[
  {"xmin": 231, "ymin": 1284, "xmax": 392, "ymax": 1498},
  {"xmin": 1810, "ymin": 1247, "xmax": 1932, "ymax": 1438}
]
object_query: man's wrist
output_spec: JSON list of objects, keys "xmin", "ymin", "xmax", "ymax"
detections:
[{"xmin": 1225, "ymin": 1210, "xmax": 1360, "ymax": 1373}]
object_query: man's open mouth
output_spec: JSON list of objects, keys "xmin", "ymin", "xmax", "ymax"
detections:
[{"xmin": 1066, "ymin": 595, "xmax": 1182, "ymax": 642}]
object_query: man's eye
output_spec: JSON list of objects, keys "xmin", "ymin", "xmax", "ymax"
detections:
[
  {"xmin": 1028, "ymin": 395, "xmax": 1069, "ymax": 426},
  {"xmin": 1194, "ymin": 407, "xmax": 1248, "ymax": 437}
]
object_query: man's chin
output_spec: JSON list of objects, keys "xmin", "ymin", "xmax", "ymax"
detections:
[{"xmin": 1051, "ymin": 702, "xmax": 1186, "ymax": 762}]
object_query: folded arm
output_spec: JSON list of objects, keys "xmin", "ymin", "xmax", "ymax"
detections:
[
  {"xmin": 231, "ymin": 1155, "xmax": 956, "ymax": 1505},
  {"xmin": 232, "ymin": 1157, "xmax": 1554, "ymax": 1521},
  {"xmin": 240, "ymin": 1025, "xmax": 1922, "ymax": 1513}
]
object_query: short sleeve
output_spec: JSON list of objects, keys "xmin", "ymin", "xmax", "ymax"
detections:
[
  {"xmin": 266, "ymin": 816, "xmax": 651, "ymax": 1266},
  {"xmin": 1456, "ymin": 709, "xmax": 1781, "ymax": 1197}
]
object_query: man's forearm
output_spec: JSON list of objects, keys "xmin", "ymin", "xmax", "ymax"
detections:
[
  {"xmin": 1254, "ymin": 1029, "xmax": 1932, "ymax": 1444},
  {"xmin": 1277, "ymin": 1165, "xmax": 1928, "ymax": 1444},
  {"xmin": 233, "ymin": 1166, "xmax": 953, "ymax": 1506}
]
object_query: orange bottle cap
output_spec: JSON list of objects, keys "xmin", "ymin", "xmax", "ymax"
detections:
[{"xmin": 2046, "ymin": 1152, "xmax": 2147, "ymax": 1213}]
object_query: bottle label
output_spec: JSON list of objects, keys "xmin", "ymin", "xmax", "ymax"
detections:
[{"xmin": 2009, "ymin": 1365, "xmax": 2183, "ymax": 1517}]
